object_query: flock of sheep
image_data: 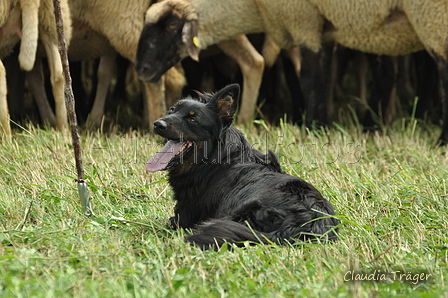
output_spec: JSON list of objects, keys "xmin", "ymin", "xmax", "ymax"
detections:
[
  {"xmin": 1, "ymin": 0, "xmax": 448, "ymax": 144},
  {"xmin": 1, "ymin": 0, "xmax": 185, "ymax": 137}
]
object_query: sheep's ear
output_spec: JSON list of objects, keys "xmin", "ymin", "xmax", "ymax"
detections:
[
  {"xmin": 207, "ymin": 84, "xmax": 240, "ymax": 124},
  {"xmin": 182, "ymin": 20, "xmax": 200, "ymax": 61}
]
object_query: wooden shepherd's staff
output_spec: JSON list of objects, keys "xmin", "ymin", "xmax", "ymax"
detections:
[{"xmin": 53, "ymin": 0, "xmax": 94, "ymax": 216}]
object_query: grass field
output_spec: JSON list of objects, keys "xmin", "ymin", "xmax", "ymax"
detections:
[{"xmin": 0, "ymin": 118, "xmax": 447, "ymax": 297}]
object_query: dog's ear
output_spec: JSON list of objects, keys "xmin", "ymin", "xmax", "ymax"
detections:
[{"xmin": 207, "ymin": 84, "xmax": 240, "ymax": 124}]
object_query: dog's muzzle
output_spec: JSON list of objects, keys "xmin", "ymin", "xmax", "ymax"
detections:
[{"xmin": 154, "ymin": 120, "xmax": 168, "ymax": 132}]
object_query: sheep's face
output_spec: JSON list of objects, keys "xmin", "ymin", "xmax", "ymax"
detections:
[{"xmin": 135, "ymin": 12, "xmax": 187, "ymax": 83}]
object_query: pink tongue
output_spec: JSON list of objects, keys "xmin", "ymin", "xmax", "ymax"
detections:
[{"xmin": 146, "ymin": 140, "xmax": 184, "ymax": 172}]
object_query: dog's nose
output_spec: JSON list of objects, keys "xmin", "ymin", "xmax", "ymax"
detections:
[{"xmin": 154, "ymin": 120, "xmax": 168, "ymax": 132}]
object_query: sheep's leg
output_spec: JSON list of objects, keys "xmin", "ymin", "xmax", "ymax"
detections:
[
  {"xmin": 218, "ymin": 34, "xmax": 264, "ymax": 126},
  {"xmin": 396, "ymin": 55, "xmax": 415, "ymax": 110},
  {"xmin": 355, "ymin": 52, "xmax": 368, "ymax": 105},
  {"xmin": 26, "ymin": 59, "xmax": 57, "ymax": 126},
  {"xmin": 287, "ymin": 47, "xmax": 301, "ymax": 79},
  {"xmin": 261, "ymin": 35, "xmax": 281, "ymax": 68},
  {"xmin": 4, "ymin": 51, "xmax": 27, "ymax": 122},
  {"xmin": 299, "ymin": 45, "xmax": 333, "ymax": 128},
  {"xmin": 88, "ymin": 53, "xmax": 116, "ymax": 129},
  {"xmin": 284, "ymin": 46, "xmax": 305, "ymax": 122},
  {"xmin": 432, "ymin": 53, "xmax": 448, "ymax": 145},
  {"xmin": 363, "ymin": 54, "xmax": 396, "ymax": 129},
  {"xmin": 164, "ymin": 64, "xmax": 186, "ymax": 108},
  {"xmin": 0, "ymin": 61, "xmax": 11, "ymax": 137},
  {"xmin": 142, "ymin": 78, "xmax": 166, "ymax": 128},
  {"xmin": 18, "ymin": 0, "xmax": 39, "ymax": 71},
  {"xmin": 414, "ymin": 51, "xmax": 439, "ymax": 120},
  {"xmin": 40, "ymin": 34, "xmax": 68, "ymax": 131}
]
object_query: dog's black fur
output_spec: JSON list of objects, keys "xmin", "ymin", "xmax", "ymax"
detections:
[{"xmin": 146, "ymin": 84, "xmax": 339, "ymax": 249}]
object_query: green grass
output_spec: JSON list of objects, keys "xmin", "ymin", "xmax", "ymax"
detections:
[{"xmin": 0, "ymin": 119, "xmax": 447, "ymax": 297}]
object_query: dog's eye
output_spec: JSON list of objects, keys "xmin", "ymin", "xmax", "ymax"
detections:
[
  {"xmin": 168, "ymin": 107, "xmax": 175, "ymax": 114},
  {"xmin": 189, "ymin": 117, "xmax": 197, "ymax": 123}
]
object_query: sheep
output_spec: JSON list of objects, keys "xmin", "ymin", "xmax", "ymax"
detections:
[
  {"xmin": 1, "ymin": 0, "xmax": 39, "ymax": 70},
  {"xmin": 0, "ymin": 0, "xmax": 71, "ymax": 137},
  {"xmin": 0, "ymin": 62, "xmax": 7, "ymax": 136},
  {"xmin": 210, "ymin": 35, "xmax": 265, "ymax": 125},
  {"xmin": 27, "ymin": 19, "xmax": 117, "ymax": 128},
  {"xmin": 136, "ymin": 28, "xmax": 265, "ymax": 126},
  {"xmin": 1, "ymin": 0, "xmax": 39, "ymax": 136},
  {"xmin": 36, "ymin": 0, "xmax": 72, "ymax": 130},
  {"xmin": 68, "ymin": 0, "xmax": 186, "ymax": 128},
  {"xmin": 213, "ymin": 36, "xmax": 300, "ymax": 125},
  {"xmin": 136, "ymin": 0, "xmax": 448, "ymax": 144}
]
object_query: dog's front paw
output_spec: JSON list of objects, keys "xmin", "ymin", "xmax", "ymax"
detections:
[{"xmin": 169, "ymin": 216, "xmax": 180, "ymax": 229}]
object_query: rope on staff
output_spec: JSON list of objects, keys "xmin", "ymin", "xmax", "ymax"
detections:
[{"xmin": 53, "ymin": 0, "xmax": 94, "ymax": 216}]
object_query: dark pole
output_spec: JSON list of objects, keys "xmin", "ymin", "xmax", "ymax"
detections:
[{"xmin": 53, "ymin": 0, "xmax": 94, "ymax": 216}]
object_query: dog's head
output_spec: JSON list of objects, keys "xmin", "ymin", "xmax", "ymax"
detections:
[{"xmin": 146, "ymin": 84, "xmax": 240, "ymax": 173}]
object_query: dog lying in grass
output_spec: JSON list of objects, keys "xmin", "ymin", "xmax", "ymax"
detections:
[{"xmin": 146, "ymin": 84, "xmax": 339, "ymax": 249}]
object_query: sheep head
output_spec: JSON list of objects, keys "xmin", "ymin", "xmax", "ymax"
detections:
[{"xmin": 135, "ymin": 0, "xmax": 199, "ymax": 82}]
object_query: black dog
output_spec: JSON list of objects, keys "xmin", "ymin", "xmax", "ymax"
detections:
[{"xmin": 146, "ymin": 84, "xmax": 339, "ymax": 249}]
